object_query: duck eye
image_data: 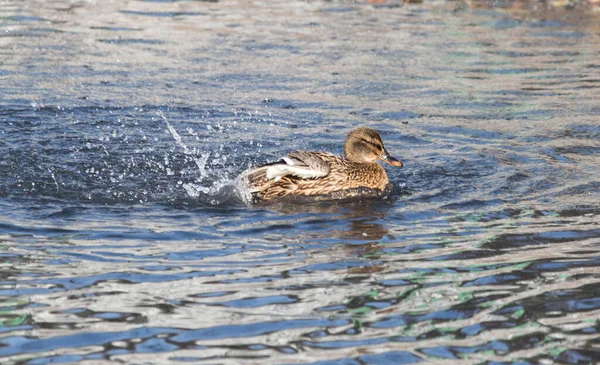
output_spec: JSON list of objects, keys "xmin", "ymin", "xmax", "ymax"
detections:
[{"xmin": 359, "ymin": 138, "xmax": 383, "ymax": 150}]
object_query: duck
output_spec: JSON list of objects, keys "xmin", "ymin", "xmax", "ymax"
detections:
[{"xmin": 238, "ymin": 127, "xmax": 403, "ymax": 203}]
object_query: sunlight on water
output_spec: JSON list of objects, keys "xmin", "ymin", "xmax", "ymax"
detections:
[{"xmin": 0, "ymin": 0, "xmax": 599, "ymax": 364}]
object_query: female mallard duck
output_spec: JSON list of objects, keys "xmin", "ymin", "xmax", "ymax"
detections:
[{"xmin": 239, "ymin": 127, "xmax": 403, "ymax": 202}]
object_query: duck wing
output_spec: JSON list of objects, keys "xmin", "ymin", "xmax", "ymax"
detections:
[{"xmin": 265, "ymin": 151, "xmax": 331, "ymax": 181}]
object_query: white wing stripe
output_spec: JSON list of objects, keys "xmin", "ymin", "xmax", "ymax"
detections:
[
  {"xmin": 266, "ymin": 165, "xmax": 328, "ymax": 180},
  {"xmin": 282, "ymin": 156, "xmax": 295, "ymax": 165}
]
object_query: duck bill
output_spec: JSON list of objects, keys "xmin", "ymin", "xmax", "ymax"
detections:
[{"xmin": 380, "ymin": 149, "xmax": 403, "ymax": 167}]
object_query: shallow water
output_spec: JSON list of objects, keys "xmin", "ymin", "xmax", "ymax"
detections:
[{"xmin": 1, "ymin": 0, "xmax": 600, "ymax": 364}]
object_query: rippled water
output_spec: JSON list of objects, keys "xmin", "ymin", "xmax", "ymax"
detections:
[{"xmin": 1, "ymin": 0, "xmax": 600, "ymax": 364}]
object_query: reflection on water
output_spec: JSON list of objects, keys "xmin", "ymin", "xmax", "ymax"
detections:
[{"xmin": 1, "ymin": 0, "xmax": 600, "ymax": 364}]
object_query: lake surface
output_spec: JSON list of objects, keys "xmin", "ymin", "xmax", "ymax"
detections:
[{"xmin": 1, "ymin": 0, "xmax": 600, "ymax": 364}]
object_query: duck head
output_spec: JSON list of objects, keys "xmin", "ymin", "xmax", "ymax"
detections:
[{"xmin": 343, "ymin": 127, "xmax": 403, "ymax": 167}]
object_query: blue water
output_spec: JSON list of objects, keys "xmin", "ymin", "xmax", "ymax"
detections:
[{"xmin": 1, "ymin": 0, "xmax": 600, "ymax": 364}]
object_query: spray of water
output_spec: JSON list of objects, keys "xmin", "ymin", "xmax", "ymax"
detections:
[{"xmin": 157, "ymin": 111, "xmax": 251, "ymax": 205}]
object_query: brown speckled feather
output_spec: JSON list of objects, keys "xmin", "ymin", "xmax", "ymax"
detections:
[{"xmin": 242, "ymin": 152, "xmax": 389, "ymax": 202}]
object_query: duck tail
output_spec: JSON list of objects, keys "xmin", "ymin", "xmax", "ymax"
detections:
[{"xmin": 238, "ymin": 165, "xmax": 271, "ymax": 193}]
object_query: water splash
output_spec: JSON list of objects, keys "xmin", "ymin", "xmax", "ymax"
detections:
[
  {"xmin": 158, "ymin": 110, "xmax": 248, "ymax": 205},
  {"xmin": 158, "ymin": 110, "xmax": 210, "ymax": 178}
]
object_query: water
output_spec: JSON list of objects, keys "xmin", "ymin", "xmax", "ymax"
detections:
[{"xmin": 1, "ymin": 0, "xmax": 600, "ymax": 364}]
